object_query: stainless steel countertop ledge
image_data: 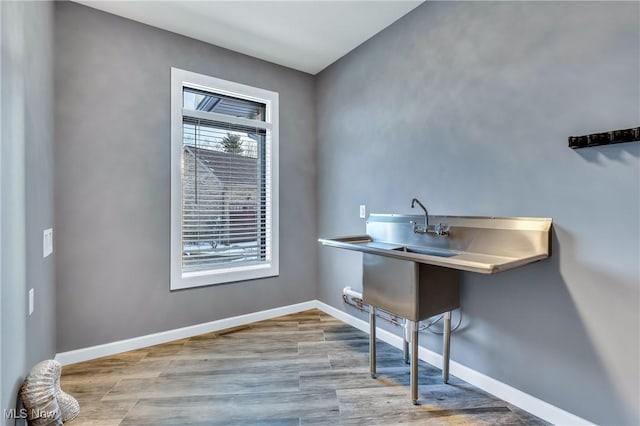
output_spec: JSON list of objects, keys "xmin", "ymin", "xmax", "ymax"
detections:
[{"xmin": 318, "ymin": 215, "xmax": 552, "ymax": 275}]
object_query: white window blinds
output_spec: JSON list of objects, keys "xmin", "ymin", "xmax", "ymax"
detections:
[{"xmin": 181, "ymin": 117, "xmax": 270, "ymax": 273}]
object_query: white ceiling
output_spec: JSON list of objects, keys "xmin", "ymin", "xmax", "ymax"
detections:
[{"xmin": 73, "ymin": 1, "xmax": 423, "ymax": 74}]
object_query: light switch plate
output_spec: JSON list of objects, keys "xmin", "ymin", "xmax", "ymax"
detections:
[
  {"xmin": 359, "ymin": 205, "xmax": 366, "ymax": 219},
  {"xmin": 43, "ymin": 228, "xmax": 53, "ymax": 258},
  {"xmin": 29, "ymin": 288, "xmax": 34, "ymax": 315}
]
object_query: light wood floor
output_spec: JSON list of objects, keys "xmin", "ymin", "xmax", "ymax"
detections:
[{"xmin": 60, "ymin": 309, "xmax": 548, "ymax": 425}]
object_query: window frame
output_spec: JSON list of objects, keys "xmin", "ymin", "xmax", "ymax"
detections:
[{"xmin": 170, "ymin": 67, "xmax": 279, "ymax": 290}]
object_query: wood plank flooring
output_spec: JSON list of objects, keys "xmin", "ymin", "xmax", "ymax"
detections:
[{"xmin": 60, "ymin": 309, "xmax": 549, "ymax": 425}]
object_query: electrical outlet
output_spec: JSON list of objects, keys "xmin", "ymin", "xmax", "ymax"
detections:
[
  {"xmin": 29, "ymin": 288, "xmax": 34, "ymax": 315},
  {"xmin": 359, "ymin": 205, "xmax": 366, "ymax": 219},
  {"xmin": 43, "ymin": 228, "xmax": 53, "ymax": 258}
]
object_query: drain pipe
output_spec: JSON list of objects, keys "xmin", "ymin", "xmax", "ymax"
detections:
[
  {"xmin": 342, "ymin": 287, "xmax": 461, "ymax": 336},
  {"xmin": 343, "ymin": 286, "xmax": 363, "ymax": 301},
  {"xmin": 342, "ymin": 287, "xmax": 404, "ymax": 326}
]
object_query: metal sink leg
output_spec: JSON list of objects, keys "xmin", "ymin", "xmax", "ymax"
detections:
[
  {"xmin": 403, "ymin": 319, "xmax": 410, "ymax": 364},
  {"xmin": 410, "ymin": 320, "xmax": 419, "ymax": 404},
  {"xmin": 443, "ymin": 311, "xmax": 451, "ymax": 383},
  {"xmin": 369, "ymin": 306, "xmax": 376, "ymax": 379},
  {"xmin": 370, "ymin": 308, "xmax": 450, "ymax": 404}
]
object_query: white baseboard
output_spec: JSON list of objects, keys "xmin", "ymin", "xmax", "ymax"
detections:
[
  {"xmin": 55, "ymin": 299, "xmax": 592, "ymax": 426},
  {"xmin": 55, "ymin": 300, "xmax": 316, "ymax": 366},
  {"xmin": 315, "ymin": 300, "xmax": 593, "ymax": 426}
]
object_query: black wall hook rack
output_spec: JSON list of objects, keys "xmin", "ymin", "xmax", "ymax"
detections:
[{"xmin": 569, "ymin": 126, "xmax": 640, "ymax": 149}]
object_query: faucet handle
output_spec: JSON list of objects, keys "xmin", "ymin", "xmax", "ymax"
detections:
[{"xmin": 433, "ymin": 223, "xmax": 450, "ymax": 236}]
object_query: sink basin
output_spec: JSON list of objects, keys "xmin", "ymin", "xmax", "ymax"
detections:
[
  {"xmin": 393, "ymin": 246, "xmax": 457, "ymax": 258},
  {"xmin": 362, "ymin": 253, "xmax": 460, "ymax": 322}
]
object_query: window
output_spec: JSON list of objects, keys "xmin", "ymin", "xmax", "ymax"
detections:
[{"xmin": 171, "ymin": 68, "xmax": 279, "ymax": 289}]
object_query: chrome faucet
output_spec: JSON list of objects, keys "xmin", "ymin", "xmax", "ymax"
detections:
[
  {"xmin": 411, "ymin": 197, "xmax": 449, "ymax": 236},
  {"xmin": 411, "ymin": 198, "xmax": 429, "ymax": 234}
]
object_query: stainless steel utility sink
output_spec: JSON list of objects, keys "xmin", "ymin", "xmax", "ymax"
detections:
[{"xmin": 319, "ymin": 213, "xmax": 552, "ymax": 405}]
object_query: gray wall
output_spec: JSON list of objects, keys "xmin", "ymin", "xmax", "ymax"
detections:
[
  {"xmin": 1, "ymin": 1, "xmax": 56, "ymax": 423},
  {"xmin": 316, "ymin": 2, "xmax": 639, "ymax": 425},
  {"xmin": 54, "ymin": 2, "xmax": 317, "ymax": 352}
]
